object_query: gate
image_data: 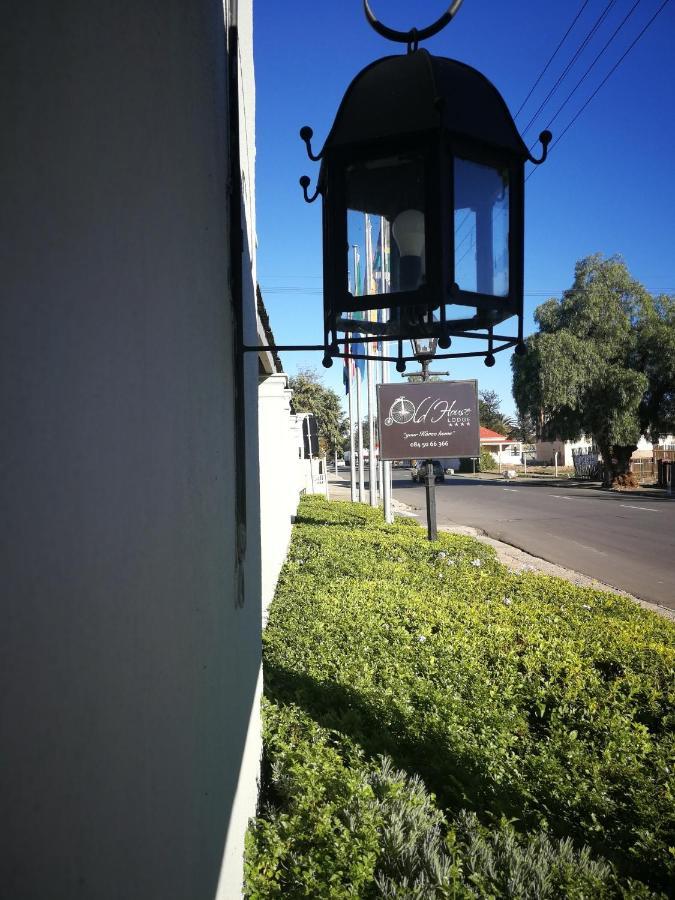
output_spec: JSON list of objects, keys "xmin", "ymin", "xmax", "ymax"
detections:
[{"xmin": 572, "ymin": 448, "xmax": 602, "ymax": 480}]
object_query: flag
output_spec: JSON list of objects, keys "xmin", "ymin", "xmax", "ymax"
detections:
[
  {"xmin": 350, "ymin": 243, "xmax": 366, "ymax": 378},
  {"xmin": 363, "ymin": 214, "xmax": 378, "ymax": 299},
  {"xmin": 373, "ymin": 219, "xmax": 390, "ymax": 352},
  {"xmin": 342, "ymin": 317, "xmax": 356, "ymax": 394}
]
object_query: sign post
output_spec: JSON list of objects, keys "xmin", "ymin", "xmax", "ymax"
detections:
[{"xmin": 377, "ymin": 381, "xmax": 480, "ymax": 540}]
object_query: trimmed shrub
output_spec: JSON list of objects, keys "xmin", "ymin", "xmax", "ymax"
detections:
[
  {"xmin": 246, "ymin": 497, "xmax": 675, "ymax": 897},
  {"xmin": 479, "ymin": 447, "xmax": 498, "ymax": 471}
]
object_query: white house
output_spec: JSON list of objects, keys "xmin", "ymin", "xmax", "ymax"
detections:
[
  {"xmin": 480, "ymin": 427, "xmax": 524, "ymax": 467},
  {"xmin": 536, "ymin": 437, "xmax": 594, "ymax": 467},
  {"xmin": 536, "ymin": 434, "xmax": 675, "ymax": 466}
]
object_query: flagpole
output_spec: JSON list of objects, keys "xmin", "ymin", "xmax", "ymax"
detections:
[
  {"xmin": 365, "ymin": 213, "xmax": 378, "ymax": 507},
  {"xmin": 348, "ymin": 354, "xmax": 357, "ymax": 502},
  {"xmin": 356, "ymin": 364, "xmax": 364, "ymax": 502},
  {"xmin": 379, "ymin": 215, "xmax": 393, "ymax": 523}
]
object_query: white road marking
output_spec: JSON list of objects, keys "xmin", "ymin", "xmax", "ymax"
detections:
[
  {"xmin": 503, "ymin": 488, "xmax": 519, "ymax": 492},
  {"xmin": 549, "ymin": 494, "xmax": 574, "ymax": 500},
  {"xmin": 619, "ymin": 504, "xmax": 659, "ymax": 512}
]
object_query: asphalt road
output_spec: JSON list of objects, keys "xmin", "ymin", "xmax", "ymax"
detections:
[{"xmin": 391, "ymin": 473, "xmax": 675, "ymax": 609}]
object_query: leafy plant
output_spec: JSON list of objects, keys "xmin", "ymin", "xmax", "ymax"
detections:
[
  {"xmin": 478, "ymin": 447, "xmax": 498, "ymax": 471},
  {"xmin": 246, "ymin": 497, "xmax": 675, "ymax": 897}
]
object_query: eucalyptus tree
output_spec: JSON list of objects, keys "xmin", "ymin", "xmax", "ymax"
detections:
[
  {"xmin": 512, "ymin": 255, "xmax": 674, "ymax": 487},
  {"xmin": 288, "ymin": 368, "xmax": 348, "ymax": 456}
]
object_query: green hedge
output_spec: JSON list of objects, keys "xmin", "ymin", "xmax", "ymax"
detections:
[{"xmin": 246, "ymin": 497, "xmax": 675, "ymax": 897}]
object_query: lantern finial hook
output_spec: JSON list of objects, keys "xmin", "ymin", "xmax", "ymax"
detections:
[
  {"xmin": 528, "ymin": 130, "xmax": 553, "ymax": 165},
  {"xmin": 363, "ymin": 0, "xmax": 464, "ymax": 47},
  {"xmin": 299, "ymin": 175, "xmax": 320, "ymax": 204}
]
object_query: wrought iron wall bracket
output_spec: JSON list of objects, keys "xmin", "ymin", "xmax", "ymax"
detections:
[
  {"xmin": 300, "ymin": 125, "xmax": 323, "ymax": 161},
  {"xmin": 244, "ymin": 333, "xmax": 520, "ymax": 369},
  {"xmin": 528, "ymin": 129, "xmax": 552, "ymax": 165},
  {"xmin": 299, "ymin": 175, "xmax": 321, "ymax": 204}
]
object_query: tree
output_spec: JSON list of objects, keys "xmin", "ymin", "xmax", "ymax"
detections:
[
  {"xmin": 405, "ymin": 374, "xmax": 444, "ymax": 384},
  {"xmin": 478, "ymin": 389, "xmax": 512, "ymax": 435},
  {"xmin": 508, "ymin": 411, "xmax": 536, "ymax": 444},
  {"xmin": 512, "ymin": 254, "xmax": 675, "ymax": 487},
  {"xmin": 288, "ymin": 369, "xmax": 348, "ymax": 455}
]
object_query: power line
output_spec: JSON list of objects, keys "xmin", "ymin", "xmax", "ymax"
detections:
[
  {"xmin": 515, "ymin": 0, "xmax": 591, "ymax": 120},
  {"xmin": 540, "ymin": 0, "xmax": 672, "ymax": 164},
  {"xmin": 521, "ymin": 0, "xmax": 617, "ymax": 137},
  {"xmin": 540, "ymin": 0, "xmax": 643, "ymax": 136}
]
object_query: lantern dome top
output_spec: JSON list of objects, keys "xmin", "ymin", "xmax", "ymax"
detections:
[{"xmin": 319, "ymin": 50, "xmax": 530, "ymax": 162}]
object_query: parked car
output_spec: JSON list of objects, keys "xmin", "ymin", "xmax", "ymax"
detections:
[{"xmin": 411, "ymin": 460, "xmax": 445, "ymax": 483}]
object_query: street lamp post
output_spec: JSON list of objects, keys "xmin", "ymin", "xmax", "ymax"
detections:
[{"xmin": 409, "ymin": 337, "xmax": 449, "ymax": 541}]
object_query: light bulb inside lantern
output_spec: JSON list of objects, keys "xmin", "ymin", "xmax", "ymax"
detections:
[
  {"xmin": 392, "ymin": 209, "xmax": 425, "ymax": 257},
  {"xmin": 392, "ymin": 209, "xmax": 425, "ymax": 292}
]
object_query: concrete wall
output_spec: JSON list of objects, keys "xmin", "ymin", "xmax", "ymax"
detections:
[
  {"xmin": 1, "ymin": 2, "xmax": 261, "ymax": 897},
  {"xmin": 483, "ymin": 442, "xmax": 523, "ymax": 465},
  {"xmin": 258, "ymin": 375, "xmax": 301, "ymax": 617}
]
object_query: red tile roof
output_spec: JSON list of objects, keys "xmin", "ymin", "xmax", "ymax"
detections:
[{"xmin": 480, "ymin": 427, "xmax": 515, "ymax": 442}]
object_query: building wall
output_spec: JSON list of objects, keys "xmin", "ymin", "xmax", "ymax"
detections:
[
  {"xmin": 1, "ymin": 2, "xmax": 261, "ymax": 897},
  {"xmin": 536, "ymin": 438, "xmax": 592, "ymax": 467},
  {"xmin": 258, "ymin": 374, "xmax": 301, "ymax": 617},
  {"xmin": 482, "ymin": 442, "xmax": 523, "ymax": 465}
]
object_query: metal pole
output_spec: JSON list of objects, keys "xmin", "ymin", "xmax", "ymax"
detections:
[
  {"xmin": 367, "ymin": 357, "xmax": 377, "ymax": 507},
  {"xmin": 356, "ymin": 365, "xmax": 364, "ymax": 502},
  {"xmin": 348, "ymin": 360, "xmax": 357, "ymax": 502},
  {"xmin": 417, "ymin": 361, "xmax": 438, "ymax": 541},
  {"xmin": 424, "ymin": 461, "xmax": 437, "ymax": 541},
  {"xmin": 365, "ymin": 213, "xmax": 378, "ymax": 508},
  {"xmin": 382, "ymin": 357, "xmax": 393, "ymax": 523},
  {"xmin": 554, "ymin": 450, "xmax": 558, "ymax": 478},
  {"xmin": 379, "ymin": 214, "xmax": 393, "ymax": 523}
]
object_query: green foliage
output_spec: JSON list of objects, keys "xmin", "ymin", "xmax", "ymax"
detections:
[
  {"xmin": 245, "ymin": 497, "xmax": 675, "ymax": 897},
  {"xmin": 637, "ymin": 294, "xmax": 675, "ymax": 438},
  {"xmin": 289, "ymin": 368, "xmax": 347, "ymax": 454},
  {"xmin": 512, "ymin": 255, "xmax": 675, "ymax": 485},
  {"xmin": 406, "ymin": 374, "xmax": 444, "ymax": 383},
  {"xmin": 246, "ymin": 702, "xmax": 620, "ymax": 899},
  {"xmin": 479, "ymin": 389, "xmax": 513, "ymax": 435},
  {"xmin": 478, "ymin": 447, "xmax": 498, "ymax": 472},
  {"xmin": 510, "ymin": 411, "xmax": 537, "ymax": 443}
]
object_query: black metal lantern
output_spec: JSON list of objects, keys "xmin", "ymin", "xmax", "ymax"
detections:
[
  {"xmin": 299, "ymin": 1, "xmax": 550, "ymax": 370},
  {"xmin": 410, "ymin": 335, "xmax": 438, "ymax": 361}
]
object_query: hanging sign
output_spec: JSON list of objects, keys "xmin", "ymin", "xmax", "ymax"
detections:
[{"xmin": 377, "ymin": 380, "xmax": 479, "ymax": 461}]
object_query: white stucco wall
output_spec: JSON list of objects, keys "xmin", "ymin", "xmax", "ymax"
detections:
[
  {"xmin": 483, "ymin": 442, "xmax": 523, "ymax": 465},
  {"xmin": 258, "ymin": 374, "xmax": 302, "ymax": 616},
  {"xmin": 536, "ymin": 438, "xmax": 592, "ymax": 466},
  {"xmin": 1, "ymin": 2, "xmax": 261, "ymax": 897}
]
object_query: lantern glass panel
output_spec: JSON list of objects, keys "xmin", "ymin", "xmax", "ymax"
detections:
[
  {"xmin": 346, "ymin": 154, "xmax": 425, "ymax": 298},
  {"xmin": 453, "ymin": 158, "xmax": 509, "ymax": 297}
]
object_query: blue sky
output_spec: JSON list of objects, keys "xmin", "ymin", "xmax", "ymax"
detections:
[{"xmin": 253, "ymin": 0, "xmax": 675, "ymax": 417}]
